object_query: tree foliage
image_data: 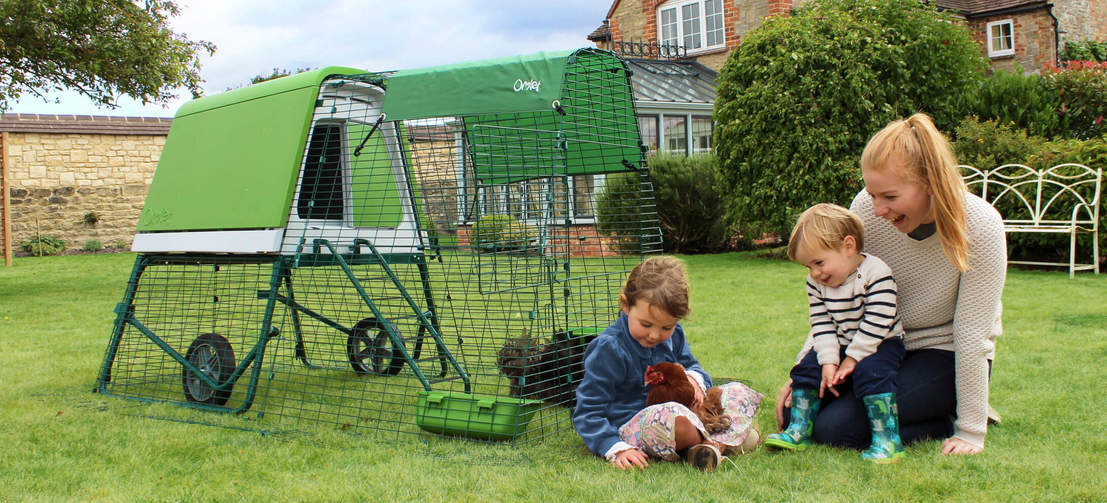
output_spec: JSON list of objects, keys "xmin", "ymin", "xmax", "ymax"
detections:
[
  {"xmin": 0, "ymin": 0, "xmax": 216, "ymax": 110},
  {"xmin": 713, "ymin": 0, "xmax": 986, "ymax": 236},
  {"xmin": 224, "ymin": 68, "xmax": 317, "ymax": 92},
  {"xmin": 250, "ymin": 67, "xmax": 314, "ymax": 85}
]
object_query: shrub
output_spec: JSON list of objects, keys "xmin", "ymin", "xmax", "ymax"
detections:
[
  {"xmin": 647, "ymin": 154, "xmax": 730, "ymax": 254},
  {"xmin": 469, "ymin": 214, "xmax": 538, "ymax": 252},
  {"xmin": 714, "ymin": 0, "xmax": 986, "ymax": 236},
  {"xmin": 1043, "ymin": 60, "xmax": 1107, "ymax": 140},
  {"xmin": 1028, "ymin": 135, "xmax": 1107, "ymax": 172},
  {"xmin": 952, "ymin": 116, "xmax": 1043, "ymax": 171},
  {"xmin": 595, "ymin": 171, "xmax": 659, "ymax": 255},
  {"xmin": 83, "ymin": 240, "xmax": 104, "ymax": 252},
  {"xmin": 113, "ymin": 240, "xmax": 129, "ymax": 250},
  {"xmin": 21, "ymin": 234, "xmax": 66, "ymax": 256},
  {"xmin": 82, "ymin": 211, "xmax": 101, "ymax": 226},
  {"xmin": 1061, "ymin": 39, "xmax": 1107, "ymax": 63},
  {"xmin": 969, "ymin": 65, "xmax": 1062, "ymax": 138}
]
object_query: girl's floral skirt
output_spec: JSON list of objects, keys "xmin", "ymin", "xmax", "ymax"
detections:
[{"xmin": 617, "ymin": 381, "xmax": 762, "ymax": 461}]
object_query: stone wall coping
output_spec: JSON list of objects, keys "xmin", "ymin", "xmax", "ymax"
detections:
[{"xmin": 0, "ymin": 113, "xmax": 172, "ymax": 136}]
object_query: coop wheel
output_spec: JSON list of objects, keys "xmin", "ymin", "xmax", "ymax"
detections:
[
  {"xmin": 348, "ymin": 317, "xmax": 405, "ymax": 376},
  {"xmin": 181, "ymin": 333, "xmax": 236, "ymax": 406}
]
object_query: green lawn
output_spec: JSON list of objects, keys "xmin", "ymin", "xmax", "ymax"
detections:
[{"xmin": 1, "ymin": 252, "xmax": 1104, "ymax": 502}]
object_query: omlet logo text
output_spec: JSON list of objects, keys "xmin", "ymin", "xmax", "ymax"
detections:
[{"xmin": 514, "ymin": 79, "xmax": 541, "ymax": 92}]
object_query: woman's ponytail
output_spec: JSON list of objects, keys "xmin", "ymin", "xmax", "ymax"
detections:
[{"xmin": 862, "ymin": 113, "xmax": 970, "ymax": 271}]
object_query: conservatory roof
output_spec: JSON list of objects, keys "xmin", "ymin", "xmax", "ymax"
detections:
[{"xmin": 624, "ymin": 58, "xmax": 717, "ymax": 106}]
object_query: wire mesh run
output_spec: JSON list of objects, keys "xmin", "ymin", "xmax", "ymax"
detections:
[{"xmin": 97, "ymin": 49, "xmax": 661, "ymax": 444}]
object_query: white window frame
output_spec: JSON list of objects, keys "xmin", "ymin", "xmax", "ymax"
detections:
[
  {"xmin": 657, "ymin": 0, "xmax": 725, "ymax": 54},
  {"xmin": 458, "ymin": 176, "xmax": 603, "ymax": 225},
  {"xmin": 646, "ymin": 111, "xmax": 714, "ymax": 156},
  {"xmin": 690, "ymin": 115, "xmax": 713, "ymax": 155},
  {"xmin": 569, "ymin": 174, "xmax": 605, "ymax": 223},
  {"xmin": 454, "ymin": 131, "xmax": 604, "ymax": 225},
  {"xmin": 986, "ymin": 19, "xmax": 1015, "ymax": 58}
]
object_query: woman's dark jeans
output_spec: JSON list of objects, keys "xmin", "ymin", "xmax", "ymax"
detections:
[{"xmin": 811, "ymin": 349, "xmax": 960, "ymax": 449}]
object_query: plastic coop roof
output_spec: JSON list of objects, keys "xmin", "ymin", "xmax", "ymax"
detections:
[{"xmin": 138, "ymin": 49, "xmax": 643, "ymax": 232}]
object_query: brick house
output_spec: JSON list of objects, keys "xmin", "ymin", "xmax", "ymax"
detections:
[
  {"xmin": 588, "ymin": 0, "xmax": 1107, "ymax": 74},
  {"xmin": 943, "ymin": 1, "xmax": 1062, "ymax": 74},
  {"xmin": 588, "ymin": 0, "xmax": 811, "ymax": 72}
]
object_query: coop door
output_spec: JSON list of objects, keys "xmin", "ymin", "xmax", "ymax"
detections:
[
  {"xmin": 296, "ymin": 122, "xmax": 346, "ymax": 221},
  {"xmin": 283, "ymin": 79, "xmax": 423, "ymax": 255}
]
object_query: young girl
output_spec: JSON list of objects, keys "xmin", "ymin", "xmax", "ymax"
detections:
[
  {"xmin": 766, "ymin": 203, "xmax": 906, "ymax": 463},
  {"xmin": 573, "ymin": 256, "xmax": 762, "ymax": 471}
]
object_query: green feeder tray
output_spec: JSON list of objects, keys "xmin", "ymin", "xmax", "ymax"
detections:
[
  {"xmin": 567, "ymin": 326, "xmax": 603, "ymax": 338},
  {"xmin": 416, "ymin": 390, "xmax": 544, "ymax": 441}
]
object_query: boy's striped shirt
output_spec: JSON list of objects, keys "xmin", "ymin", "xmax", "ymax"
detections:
[{"xmin": 807, "ymin": 253, "xmax": 904, "ymax": 365}]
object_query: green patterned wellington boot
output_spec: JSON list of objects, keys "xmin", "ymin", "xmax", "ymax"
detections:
[
  {"xmin": 861, "ymin": 392, "xmax": 905, "ymax": 463},
  {"xmin": 765, "ymin": 388, "xmax": 821, "ymax": 451}
]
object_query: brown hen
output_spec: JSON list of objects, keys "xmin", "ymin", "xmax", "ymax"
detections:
[{"xmin": 644, "ymin": 362, "xmax": 731, "ymax": 434}]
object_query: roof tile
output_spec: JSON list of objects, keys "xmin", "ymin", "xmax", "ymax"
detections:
[{"xmin": 934, "ymin": 0, "xmax": 1047, "ymax": 16}]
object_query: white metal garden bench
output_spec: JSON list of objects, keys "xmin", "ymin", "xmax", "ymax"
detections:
[{"xmin": 960, "ymin": 163, "xmax": 1102, "ymax": 278}]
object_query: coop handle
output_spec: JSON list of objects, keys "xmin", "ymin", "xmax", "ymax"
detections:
[{"xmin": 353, "ymin": 113, "xmax": 386, "ymax": 157}]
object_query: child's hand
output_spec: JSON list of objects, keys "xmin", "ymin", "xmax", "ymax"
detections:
[
  {"xmin": 820, "ymin": 364, "xmax": 839, "ymax": 398},
  {"xmin": 775, "ymin": 380, "xmax": 793, "ymax": 431},
  {"xmin": 687, "ymin": 373, "xmax": 705, "ymax": 407},
  {"xmin": 612, "ymin": 448, "xmax": 649, "ymax": 470},
  {"xmin": 833, "ymin": 357, "xmax": 857, "ymax": 385}
]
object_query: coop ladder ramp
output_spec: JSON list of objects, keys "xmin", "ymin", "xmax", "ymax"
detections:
[{"xmin": 314, "ymin": 238, "xmax": 470, "ymax": 393}]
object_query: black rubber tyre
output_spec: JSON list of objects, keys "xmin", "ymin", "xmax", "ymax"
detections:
[
  {"xmin": 181, "ymin": 333, "xmax": 236, "ymax": 406},
  {"xmin": 347, "ymin": 317, "xmax": 405, "ymax": 376}
]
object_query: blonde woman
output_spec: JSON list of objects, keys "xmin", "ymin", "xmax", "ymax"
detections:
[{"xmin": 774, "ymin": 113, "xmax": 1006, "ymax": 455}]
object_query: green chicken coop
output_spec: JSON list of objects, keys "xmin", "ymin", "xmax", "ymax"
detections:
[{"xmin": 95, "ymin": 48, "xmax": 661, "ymax": 443}]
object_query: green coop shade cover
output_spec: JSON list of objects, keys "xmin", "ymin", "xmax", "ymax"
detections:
[
  {"xmin": 381, "ymin": 50, "xmax": 571, "ymax": 121},
  {"xmin": 383, "ymin": 48, "xmax": 644, "ymax": 185}
]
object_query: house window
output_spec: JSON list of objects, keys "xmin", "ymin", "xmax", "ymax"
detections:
[
  {"xmin": 660, "ymin": 9, "xmax": 679, "ymax": 50},
  {"xmin": 456, "ymin": 125, "xmax": 603, "ymax": 224},
  {"xmin": 572, "ymin": 176, "xmax": 601, "ymax": 219},
  {"xmin": 664, "ymin": 115, "xmax": 687, "ymax": 155},
  {"xmin": 658, "ymin": 0, "xmax": 725, "ymax": 53},
  {"xmin": 705, "ymin": 0, "xmax": 723, "ymax": 47},
  {"xmin": 641, "ymin": 113, "xmax": 714, "ymax": 156},
  {"xmin": 681, "ymin": 3, "xmax": 701, "ymax": 49},
  {"xmin": 691, "ymin": 116, "xmax": 713, "ymax": 154},
  {"xmin": 297, "ymin": 122, "xmax": 345, "ymax": 220},
  {"xmin": 986, "ymin": 20, "xmax": 1014, "ymax": 58},
  {"xmin": 638, "ymin": 115, "xmax": 659, "ymax": 153}
]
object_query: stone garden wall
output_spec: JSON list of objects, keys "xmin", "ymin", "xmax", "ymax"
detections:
[{"xmin": 0, "ymin": 114, "xmax": 170, "ymax": 256}]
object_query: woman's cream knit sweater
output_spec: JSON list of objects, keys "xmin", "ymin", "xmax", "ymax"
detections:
[{"xmin": 850, "ymin": 190, "xmax": 1006, "ymax": 447}]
